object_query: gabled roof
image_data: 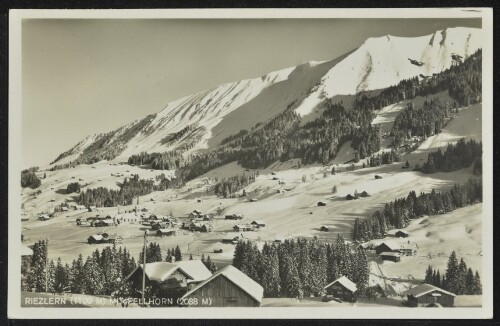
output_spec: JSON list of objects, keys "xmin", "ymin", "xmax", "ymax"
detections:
[
  {"xmin": 376, "ymin": 240, "xmax": 402, "ymax": 251},
  {"xmin": 251, "ymin": 220, "xmax": 266, "ymax": 225},
  {"xmin": 126, "ymin": 260, "xmax": 212, "ymax": 283},
  {"xmin": 324, "ymin": 276, "xmax": 358, "ymax": 293},
  {"xmin": 405, "ymin": 284, "xmax": 456, "ymax": 298},
  {"xmin": 182, "ymin": 265, "xmax": 264, "ymax": 303},
  {"xmin": 88, "ymin": 234, "xmax": 104, "ymax": 241}
]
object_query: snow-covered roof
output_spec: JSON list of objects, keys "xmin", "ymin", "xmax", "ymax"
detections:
[
  {"xmin": 324, "ymin": 276, "xmax": 358, "ymax": 293},
  {"xmin": 127, "ymin": 261, "xmax": 212, "ymax": 283},
  {"xmin": 89, "ymin": 234, "xmax": 104, "ymax": 241},
  {"xmin": 182, "ymin": 265, "xmax": 264, "ymax": 303},
  {"xmin": 405, "ymin": 284, "xmax": 456, "ymax": 298},
  {"xmin": 251, "ymin": 220, "xmax": 266, "ymax": 225},
  {"xmin": 21, "ymin": 244, "xmax": 33, "ymax": 256}
]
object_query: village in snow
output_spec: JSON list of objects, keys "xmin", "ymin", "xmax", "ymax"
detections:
[{"xmin": 17, "ymin": 21, "xmax": 485, "ymax": 310}]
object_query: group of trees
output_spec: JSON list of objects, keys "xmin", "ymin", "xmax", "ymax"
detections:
[
  {"xmin": 164, "ymin": 246, "xmax": 183, "ymax": 263},
  {"xmin": 352, "ymin": 178, "xmax": 482, "ymax": 242},
  {"xmin": 367, "ymin": 150, "xmax": 400, "ymax": 167},
  {"xmin": 232, "ymin": 236, "xmax": 369, "ymax": 299},
  {"xmin": 213, "ymin": 174, "xmax": 257, "ymax": 198},
  {"xmin": 419, "ymin": 139, "xmax": 482, "ymax": 174},
  {"xmin": 200, "ymin": 254, "xmax": 218, "ymax": 274},
  {"xmin": 128, "ymin": 151, "xmax": 186, "ymax": 171},
  {"xmin": 21, "ymin": 167, "xmax": 41, "ymax": 189},
  {"xmin": 24, "ymin": 240, "xmax": 137, "ymax": 296},
  {"xmin": 76, "ymin": 174, "xmax": 183, "ymax": 208},
  {"xmin": 66, "ymin": 182, "xmax": 81, "ymax": 194},
  {"xmin": 424, "ymin": 251, "xmax": 482, "ymax": 295},
  {"xmin": 392, "ymin": 99, "xmax": 453, "ymax": 148}
]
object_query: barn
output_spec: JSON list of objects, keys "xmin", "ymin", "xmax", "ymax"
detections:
[
  {"xmin": 345, "ymin": 194, "xmax": 356, "ymax": 200},
  {"xmin": 87, "ymin": 234, "xmax": 105, "ymax": 244},
  {"xmin": 156, "ymin": 229, "xmax": 177, "ymax": 237},
  {"xmin": 125, "ymin": 260, "xmax": 212, "ymax": 305},
  {"xmin": 317, "ymin": 202, "xmax": 326, "ymax": 206},
  {"xmin": 251, "ymin": 220, "xmax": 266, "ymax": 228},
  {"xmin": 233, "ymin": 224, "xmax": 253, "ymax": 232},
  {"xmin": 395, "ymin": 230, "xmax": 409, "ymax": 238},
  {"xmin": 222, "ymin": 234, "xmax": 239, "ymax": 244},
  {"xmin": 323, "ymin": 276, "xmax": 358, "ymax": 302},
  {"xmin": 320, "ymin": 225, "xmax": 329, "ymax": 232},
  {"xmin": 406, "ymin": 284, "xmax": 456, "ymax": 307},
  {"xmin": 181, "ymin": 265, "xmax": 264, "ymax": 307},
  {"xmin": 225, "ymin": 214, "xmax": 243, "ymax": 220},
  {"xmin": 379, "ymin": 252, "xmax": 401, "ymax": 262},
  {"xmin": 375, "ymin": 242, "xmax": 399, "ymax": 255}
]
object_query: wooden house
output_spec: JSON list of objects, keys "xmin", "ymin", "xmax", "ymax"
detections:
[
  {"xmin": 126, "ymin": 261, "xmax": 212, "ymax": 305},
  {"xmin": 323, "ymin": 276, "xmax": 358, "ymax": 302},
  {"xmin": 251, "ymin": 220, "xmax": 266, "ymax": 228},
  {"xmin": 320, "ymin": 225, "xmax": 330, "ymax": 232},
  {"xmin": 359, "ymin": 191, "xmax": 370, "ymax": 198},
  {"xmin": 225, "ymin": 214, "xmax": 243, "ymax": 220},
  {"xmin": 345, "ymin": 194, "xmax": 356, "ymax": 200},
  {"xmin": 156, "ymin": 228, "xmax": 177, "ymax": 237},
  {"xmin": 317, "ymin": 202, "xmax": 327, "ymax": 206},
  {"xmin": 375, "ymin": 241, "xmax": 400, "ymax": 255},
  {"xmin": 379, "ymin": 252, "xmax": 401, "ymax": 262},
  {"xmin": 181, "ymin": 265, "xmax": 264, "ymax": 307},
  {"xmin": 233, "ymin": 224, "xmax": 253, "ymax": 232},
  {"xmin": 374, "ymin": 175, "xmax": 383, "ymax": 179},
  {"xmin": 87, "ymin": 234, "xmax": 105, "ymax": 244},
  {"xmin": 222, "ymin": 234, "xmax": 239, "ymax": 244},
  {"xmin": 405, "ymin": 284, "xmax": 456, "ymax": 307},
  {"xmin": 395, "ymin": 230, "xmax": 409, "ymax": 238}
]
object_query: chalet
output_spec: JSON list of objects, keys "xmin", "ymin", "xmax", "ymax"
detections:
[
  {"xmin": 345, "ymin": 194, "xmax": 356, "ymax": 200},
  {"xmin": 323, "ymin": 276, "xmax": 358, "ymax": 302},
  {"xmin": 374, "ymin": 175, "xmax": 383, "ymax": 179},
  {"xmin": 38, "ymin": 214, "xmax": 51, "ymax": 221},
  {"xmin": 317, "ymin": 202, "xmax": 326, "ymax": 206},
  {"xmin": 181, "ymin": 265, "xmax": 264, "ymax": 307},
  {"xmin": 395, "ymin": 230, "xmax": 409, "ymax": 238},
  {"xmin": 107, "ymin": 235, "xmax": 123, "ymax": 244},
  {"xmin": 399, "ymin": 242, "xmax": 418, "ymax": 256},
  {"xmin": 188, "ymin": 222, "xmax": 213, "ymax": 233},
  {"xmin": 379, "ymin": 252, "xmax": 401, "ymax": 262},
  {"xmin": 189, "ymin": 210, "xmax": 203, "ymax": 219},
  {"xmin": 320, "ymin": 225, "xmax": 330, "ymax": 232},
  {"xmin": 225, "ymin": 213, "xmax": 243, "ymax": 220},
  {"xmin": 359, "ymin": 191, "xmax": 370, "ymax": 198},
  {"xmin": 87, "ymin": 234, "xmax": 105, "ymax": 244},
  {"xmin": 233, "ymin": 224, "xmax": 253, "ymax": 232},
  {"xmin": 151, "ymin": 221, "xmax": 172, "ymax": 230},
  {"xmin": 251, "ymin": 220, "xmax": 266, "ymax": 228},
  {"xmin": 405, "ymin": 284, "xmax": 456, "ymax": 307},
  {"xmin": 222, "ymin": 234, "xmax": 239, "ymax": 244},
  {"xmin": 375, "ymin": 241, "xmax": 400, "ymax": 255},
  {"xmin": 156, "ymin": 229, "xmax": 177, "ymax": 237},
  {"xmin": 92, "ymin": 218, "xmax": 114, "ymax": 227},
  {"xmin": 126, "ymin": 261, "xmax": 212, "ymax": 304}
]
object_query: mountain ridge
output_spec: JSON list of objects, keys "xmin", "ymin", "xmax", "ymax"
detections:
[{"xmin": 51, "ymin": 27, "xmax": 481, "ymax": 168}]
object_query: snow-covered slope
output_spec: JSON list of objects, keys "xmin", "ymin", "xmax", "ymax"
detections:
[
  {"xmin": 294, "ymin": 27, "xmax": 482, "ymax": 116},
  {"xmin": 52, "ymin": 27, "xmax": 481, "ymax": 166}
]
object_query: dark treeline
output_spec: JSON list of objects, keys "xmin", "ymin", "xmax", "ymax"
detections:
[
  {"xmin": 391, "ymin": 98, "xmax": 453, "ymax": 147},
  {"xmin": 233, "ymin": 236, "xmax": 369, "ymax": 299},
  {"xmin": 24, "ymin": 240, "xmax": 137, "ymax": 296},
  {"xmin": 214, "ymin": 174, "xmax": 257, "ymax": 198},
  {"xmin": 352, "ymin": 178, "xmax": 482, "ymax": 242},
  {"xmin": 367, "ymin": 150, "xmax": 400, "ymax": 167},
  {"xmin": 352, "ymin": 49, "xmax": 482, "ymax": 112},
  {"xmin": 128, "ymin": 151, "xmax": 186, "ymax": 170},
  {"xmin": 424, "ymin": 251, "xmax": 482, "ymax": 295},
  {"xmin": 418, "ymin": 139, "xmax": 482, "ymax": 174},
  {"xmin": 77, "ymin": 173, "xmax": 183, "ymax": 207},
  {"xmin": 21, "ymin": 167, "xmax": 41, "ymax": 189}
]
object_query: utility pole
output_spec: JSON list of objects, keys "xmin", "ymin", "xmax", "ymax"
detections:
[
  {"xmin": 141, "ymin": 230, "xmax": 147, "ymax": 306},
  {"xmin": 45, "ymin": 238, "xmax": 49, "ymax": 293}
]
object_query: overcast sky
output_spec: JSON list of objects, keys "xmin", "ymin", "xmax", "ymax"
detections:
[{"xmin": 21, "ymin": 18, "xmax": 481, "ymax": 168}]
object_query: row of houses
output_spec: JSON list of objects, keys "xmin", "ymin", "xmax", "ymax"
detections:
[
  {"xmin": 87, "ymin": 233, "xmax": 123, "ymax": 244},
  {"xmin": 125, "ymin": 261, "xmax": 263, "ymax": 307},
  {"xmin": 233, "ymin": 221, "xmax": 266, "ymax": 232},
  {"xmin": 125, "ymin": 260, "xmax": 456, "ymax": 307}
]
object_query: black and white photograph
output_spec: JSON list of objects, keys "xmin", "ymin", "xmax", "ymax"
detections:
[{"xmin": 8, "ymin": 8, "xmax": 493, "ymax": 319}]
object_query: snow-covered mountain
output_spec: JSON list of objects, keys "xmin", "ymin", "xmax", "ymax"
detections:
[{"xmin": 52, "ymin": 27, "xmax": 482, "ymax": 167}]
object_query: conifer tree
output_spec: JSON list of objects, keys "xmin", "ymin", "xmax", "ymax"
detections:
[{"xmin": 445, "ymin": 251, "xmax": 459, "ymax": 293}]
